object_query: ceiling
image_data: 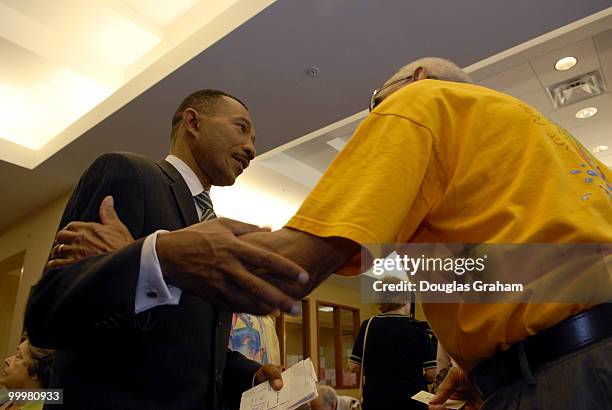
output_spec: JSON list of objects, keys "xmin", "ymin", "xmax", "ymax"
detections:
[
  {"xmin": 474, "ymin": 30, "xmax": 612, "ymax": 166},
  {"xmin": 0, "ymin": 0, "xmax": 274, "ymax": 166},
  {"xmin": 1, "ymin": 0, "xmax": 611, "ymax": 232}
]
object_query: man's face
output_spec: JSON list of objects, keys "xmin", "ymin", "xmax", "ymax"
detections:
[
  {"xmin": 0, "ymin": 341, "xmax": 33, "ymax": 389},
  {"xmin": 189, "ymin": 96, "xmax": 256, "ymax": 186}
]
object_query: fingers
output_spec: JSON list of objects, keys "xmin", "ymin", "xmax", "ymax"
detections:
[
  {"xmin": 255, "ymin": 364, "xmax": 283, "ymax": 390},
  {"xmin": 51, "ymin": 242, "xmax": 67, "ymax": 259},
  {"xmin": 224, "ymin": 279, "xmax": 279, "ymax": 315},
  {"xmin": 256, "ymin": 273, "xmax": 304, "ymax": 300},
  {"xmin": 99, "ymin": 196, "xmax": 120, "ymax": 225},
  {"xmin": 56, "ymin": 229, "xmax": 80, "ymax": 244},
  {"xmin": 46, "ymin": 258, "xmax": 77, "ymax": 271},
  {"xmin": 224, "ymin": 258, "xmax": 300, "ymax": 315},
  {"xmin": 233, "ymin": 241, "xmax": 309, "ymax": 286},
  {"xmin": 212, "ymin": 217, "xmax": 274, "ymax": 236},
  {"xmin": 190, "ymin": 274, "xmax": 278, "ymax": 315},
  {"xmin": 63, "ymin": 221, "xmax": 97, "ymax": 232},
  {"xmin": 429, "ymin": 367, "xmax": 461, "ymax": 406}
]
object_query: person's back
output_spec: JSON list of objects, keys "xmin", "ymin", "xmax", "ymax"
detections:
[
  {"xmin": 330, "ymin": 78, "xmax": 612, "ymax": 369},
  {"xmin": 361, "ymin": 315, "xmax": 434, "ymax": 408}
]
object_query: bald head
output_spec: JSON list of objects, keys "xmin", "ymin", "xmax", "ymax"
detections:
[
  {"xmin": 388, "ymin": 57, "xmax": 472, "ymax": 85},
  {"xmin": 374, "ymin": 57, "xmax": 472, "ymax": 107}
]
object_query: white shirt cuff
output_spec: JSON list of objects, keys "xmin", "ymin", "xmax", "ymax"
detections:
[{"xmin": 135, "ymin": 230, "xmax": 182, "ymax": 314}]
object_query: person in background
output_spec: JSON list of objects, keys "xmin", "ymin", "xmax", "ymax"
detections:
[
  {"xmin": 309, "ymin": 386, "xmax": 338, "ymax": 410},
  {"xmin": 348, "ymin": 276, "xmax": 436, "ymax": 410},
  {"xmin": 0, "ymin": 336, "xmax": 54, "ymax": 410},
  {"xmin": 299, "ymin": 385, "xmax": 358, "ymax": 410}
]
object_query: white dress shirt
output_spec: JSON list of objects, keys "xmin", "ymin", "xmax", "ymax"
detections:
[{"xmin": 134, "ymin": 155, "xmax": 207, "ymax": 313}]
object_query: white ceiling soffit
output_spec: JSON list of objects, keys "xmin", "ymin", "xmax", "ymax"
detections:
[
  {"xmin": 0, "ymin": 0, "xmax": 276, "ymax": 169},
  {"xmin": 253, "ymin": 6, "xmax": 612, "ymax": 187}
]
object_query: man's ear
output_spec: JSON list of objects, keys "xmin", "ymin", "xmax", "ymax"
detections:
[
  {"xmin": 183, "ymin": 109, "xmax": 200, "ymax": 135},
  {"xmin": 413, "ymin": 66, "xmax": 427, "ymax": 81}
]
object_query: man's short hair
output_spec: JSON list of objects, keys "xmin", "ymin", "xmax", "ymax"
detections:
[
  {"xmin": 170, "ymin": 89, "xmax": 248, "ymax": 140},
  {"xmin": 388, "ymin": 57, "xmax": 472, "ymax": 86}
]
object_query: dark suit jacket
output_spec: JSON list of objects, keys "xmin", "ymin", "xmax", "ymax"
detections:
[{"xmin": 25, "ymin": 152, "xmax": 260, "ymax": 409}]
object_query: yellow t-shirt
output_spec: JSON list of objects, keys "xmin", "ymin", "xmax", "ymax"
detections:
[{"xmin": 285, "ymin": 79, "xmax": 612, "ymax": 370}]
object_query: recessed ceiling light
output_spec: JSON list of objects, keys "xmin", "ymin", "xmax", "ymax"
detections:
[
  {"xmin": 593, "ymin": 145, "xmax": 608, "ymax": 153},
  {"xmin": 555, "ymin": 56, "xmax": 577, "ymax": 71},
  {"xmin": 575, "ymin": 106, "xmax": 597, "ymax": 119}
]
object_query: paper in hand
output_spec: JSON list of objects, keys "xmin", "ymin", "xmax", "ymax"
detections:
[
  {"xmin": 411, "ymin": 390, "xmax": 466, "ymax": 409},
  {"xmin": 240, "ymin": 358, "xmax": 318, "ymax": 410}
]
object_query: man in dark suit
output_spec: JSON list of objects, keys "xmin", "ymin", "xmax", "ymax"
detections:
[{"xmin": 25, "ymin": 90, "xmax": 306, "ymax": 409}]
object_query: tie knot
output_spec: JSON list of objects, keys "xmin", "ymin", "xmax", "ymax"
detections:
[{"xmin": 194, "ymin": 191, "xmax": 216, "ymax": 221}]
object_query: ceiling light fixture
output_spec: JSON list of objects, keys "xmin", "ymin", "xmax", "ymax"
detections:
[
  {"xmin": 554, "ymin": 56, "xmax": 577, "ymax": 71},
  {"xmin": 593, "ymin": 145, "xmax": 608, "ymax": 153},
  {"xmin": 547, "ymin": 71, "xmax": 604, "ymax": 108},
  {"xmin": 575, "ymin": 107, "xmax": 598, "ymax": 119}
]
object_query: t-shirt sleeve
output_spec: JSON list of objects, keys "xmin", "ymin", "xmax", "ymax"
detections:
[
  {"xmin": 419, "ymin": 329, "xmax": 437, "ymax": 371},
  {"xmin": 350, "ymin": 319, "xmax": 369, "ymax": 365},
  {"xmin": 285, "ymin": 113, "xmax": 435, "ymax": 274}
]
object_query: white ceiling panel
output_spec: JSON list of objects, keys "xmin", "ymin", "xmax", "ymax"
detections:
[
  {"xmin": 543, "ymin": 110, "xmax": 563, "ymax": 125},
  {"xmin": 569, "ymin": 119, "xmax": 612, "ymax": 146},
  {"xmin": 520, "ymin": 88, "xmax": 556, "ymax": 114},
  {"xmin": 0, "ymin": 37, "xmax": 55, "ymax": 87},
  {"xmin": 594, "ymin": 29, "xmax": 612, "ymax": 89},
  {"xmin": 529, "ymin": 37, "xmax": 600, "ymax": 86},
  {"xmin": 477, "ymin": 63, "xmax": 541, "ymax": 97}
]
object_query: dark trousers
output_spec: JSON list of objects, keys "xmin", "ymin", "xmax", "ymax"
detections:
[{"xmin": 482, "ymin": 336, "xmax": 612, "ymax": 409}]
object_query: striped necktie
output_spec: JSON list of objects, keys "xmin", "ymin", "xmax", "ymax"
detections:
[{"xmin": 194, "ymin": 191, "xmax": 216, "ymax": 221}]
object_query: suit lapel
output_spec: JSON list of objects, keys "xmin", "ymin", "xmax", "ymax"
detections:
[{"xmin": 156, "ymin": 160, "xmax": 199, "ymax": 227}]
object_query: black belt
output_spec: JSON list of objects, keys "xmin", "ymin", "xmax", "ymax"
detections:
[{"xmin": 468, "ymin": 303, "xmax": 612, "ymax": 400}]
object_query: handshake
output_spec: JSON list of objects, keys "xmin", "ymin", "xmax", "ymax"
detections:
[{"xmin": 47, "ymin": 195, "xmax": 315, "ymax": 315}]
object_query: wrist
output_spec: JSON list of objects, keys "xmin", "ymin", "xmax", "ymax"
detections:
[{"xmin": 155, "ymin": 231, "xmax": 175, "ymax": 282}]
